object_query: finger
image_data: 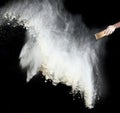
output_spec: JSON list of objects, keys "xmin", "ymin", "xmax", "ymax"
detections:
[{"xmin": 104, "ymin": 29, "xmax": 110, "ymax": 35}]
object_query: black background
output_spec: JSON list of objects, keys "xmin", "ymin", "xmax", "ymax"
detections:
[{"xmin": 0, "ymin": 0, "xmax": 120, "ymax": 113}]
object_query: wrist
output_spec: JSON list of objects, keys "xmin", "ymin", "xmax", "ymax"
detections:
[
  {"xmin": 113, "ymin": 24, "xmax": 117, "ymax": 29},
  {"xmin": 113, "ymin": 22, "xmax": 120, "ymax": 29}
]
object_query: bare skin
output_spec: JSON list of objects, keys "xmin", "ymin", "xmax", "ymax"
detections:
[{"xmin": 104, "ymin": 21, "xmax": 120, "ymax": 36}]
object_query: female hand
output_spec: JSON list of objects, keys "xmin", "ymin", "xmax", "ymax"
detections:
[{"xmin": 104, "ymin": 25, "xmax": 116, "ymax": 36}]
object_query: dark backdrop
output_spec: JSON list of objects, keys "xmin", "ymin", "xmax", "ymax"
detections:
[{"xmin": 0, "ymin": 0, "xmax": 120, "ymax": 113}]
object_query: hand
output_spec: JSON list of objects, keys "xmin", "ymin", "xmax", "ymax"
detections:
[{"xmin": 104, "ymin": 25, "xmax": 116, "ymax": 36}]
